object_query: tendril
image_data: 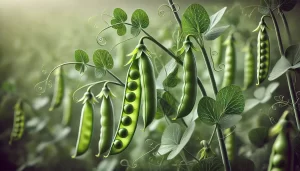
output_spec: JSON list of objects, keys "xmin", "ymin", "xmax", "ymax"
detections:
[
  {"xmin": 157, "ymin": 3, "xmax": 180, "ymax": 17},
  {"xmin": 97, "ymin": 36, "xmax": 107, "ymax": 46},
  {"xmin": 209, "ymin": 48, "xmax": 225, "ymax": 72},
  {"xmin": 120, "ymin": 159, "xmax": 138, "ymax": 168},
  {"xmin": 110, "ymin": 34, "xmax": 138, "ymax": 52},
  {"xmin": 101, "ymin": 11, "xmax": 114, "ymax": 27}
]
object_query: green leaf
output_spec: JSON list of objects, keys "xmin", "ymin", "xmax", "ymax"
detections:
[
  {"xmin": 285, "ymin": 44, "xmax": 300, "ymax": 65},
  {"xmin": 197, "ymin": 97, "xmax": 218, "ymax": 125},
  {"xmin": 94, "ymin": 67, "xmax": 106, "ymax": 78},
  {"xmin": 182, "ymin": 4, "xmax": 210, "ymax": 36},
  {"xmin": 209, "ymin": 7, "xmax": 227, "ymax": 30},
  {"xmin": 158, "ymin": 123, "xmax": 182, "ymax": 155},
  {"xmin": 93, "ymin": 49, "xmax": 114, "ymax": 69},
  {"xmin": 74, "ymin": 49, "xmax": 89, "ymax": 73},
  {"xmin": 163, "ymin": 66, "xmax": 180, "ymax": 88},
  {"xmin": 160, "ymin": 91, "xmax": 179, "ymax": 116},
  {"xmin": 130, "ymin": 26, "xmax": 141, "ymax": 36},
  {"xmin": 204, "ymin": 25, "xmax": 230, "ymax": 40},
  {"xmin": 117, "ymin": 24, "xmax": 127, "ymax": 36},
  {"xmin": 113, "ymin": 8, "xmax": 127, "ymax": 22},
  {"xmin": 248, "ymin": 127, "xmax": 269, "ymax": 148},
  {"xmin": 131, "ymin": 9, "xmax": 149, "ymax": 29},
  {"xmin": 218, "ymin": 114, "xmax": 242, "ymax": 129},
  {"xmin": 111, "ymin": 19, "xmax": 124, "ymax": 29},
  {"xmin": 216, "ymin": 85, "xmax": 245, "ymax": 116},
  {"xmin": 192, "ymin": 157, "xmax": 224, "ymax": 171},
  {"xmin": 268, "ymin": 56, "xmax": 291, "ymax": 81},
  {"xmin": 157, "ymin": 122, "xmax": 195, "ymax": 160}
]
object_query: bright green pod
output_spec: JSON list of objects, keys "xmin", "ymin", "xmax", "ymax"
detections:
[
  {"xmin": 256, "ymin": 19, "xmax": 270, "ymax": 85},
  {"xmin": 243, "ymin": 41, "xmax": 255, "ymax": 90},
  {"xmin": 224, "ymin": 127, "xmax": 236, "ymax": 161},
  {"xmin": 62, "ymin": 88, "xmax": 72, "ymax": 126},
  {"xmin": 139, "ymin": 51, "xmax": 157, "ymax": 129},
  {"xmin": 72, "ymin": 91, "xmax": 95, "ymax": 158},
  {"xmin": 268, "ymin": 126, "xmax": 293, "ymax": 171},
  {"xmin": 9, "ymin": 99, "xmax": 25, "ymax": 145},
  {"xmin": 49, "ymin": 67, "xmax": 65, "ymax": 111},
  {"xmin": 105, "ymin": 58, "xmax": 141, "ymax": 156},
  {"xmin": 175, "ymin": 37, "xmax": 197, "ymax": 119},
  {"xmin": 96, "ymin": 87, "xmax": 114, "ymax": 157},
  {"xmin": 221, "ymin": 33, "xmax": 236, "ymax": 88},
  {"xmin": 214, "ymin": 35, "xmax": 224, "ymax": 66}
]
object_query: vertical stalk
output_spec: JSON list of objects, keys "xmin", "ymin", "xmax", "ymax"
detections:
[
  {"xmin": 279, "ymin": 9, "xmax": 292, "ymax": 45},
  {"xmin": 168, "ymin": 0, "xmax": 182, "ymax": 29},
  {"xmin": 216, "ymin": 125, "xmax": 231, "ymax": 171},
  {"xmin": 269, "ymin": 9, "xmax": 300, "ymax": 130}
]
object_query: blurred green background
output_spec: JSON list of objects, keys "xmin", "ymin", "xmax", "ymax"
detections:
[{"xmin": 1, "ymin": 0, "xmax": 300, "ymax": 171}]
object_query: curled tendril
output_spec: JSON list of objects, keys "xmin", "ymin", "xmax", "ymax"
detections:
[
  {"xmin": 97, "ymin": 36, "xmax": 107, "ymax": 46},
  {"xmin": 157, "ymin": 3, "xmax": 180, "ymax": 17},
  {"xmin": 34, "ymin": 80, "xmax": 47, "ymax": 94},
  {"xmin": 209, "ymin": 48, "xmax": 225, "ymax": 72},
  {"xmin": 120, "ymin": 159, "xmax": 138, "ymax": 168}
]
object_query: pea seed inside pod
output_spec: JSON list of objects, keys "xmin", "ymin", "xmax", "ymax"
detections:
[
  {"xmin": 125, "ymin": 92, "xmax": 136, "ymax": 102},
  {"xmin": 260, "ymin": 42, "xmax": 267, "ymax": 48},
  {"xmin": 260, "ymin": 49, "xmax": 267, "ymax": 55},
  {"xmin": 260, "ymin": 55, "xmax": 267, "ymax": 62},
  {"xmin": 121, "ymin": 116, "xmax": 132, "ymax": 126},
  {"xmin": 127, "ymin": 81, "xmax": 138, "ymax": 91},
  {"xmin": 114, "ymin": 140, "xmax": 123, "ymax": 149},
  {"xmin": 272, "ymin": 154, "xmax": 285, "ymax": 167},
  {"xmin": 260, "ymin": 33, "xmax": 268, "ymax": 41},
  {"xmin": 118, "ymin": 128, "xmax": 128, "ymax": 138},
  {"xmin": 129, "ymin": 70, "xmax": 140, "ymax": 80},
  {"xmin": 124, "ymin": 104, "xmax": 134, "ymax": 114}
]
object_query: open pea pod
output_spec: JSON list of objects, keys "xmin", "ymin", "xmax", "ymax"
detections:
[
  {"xmin": 9, "ymin": 99, "xmax": 25, "ymax": 145},
  {"xmin": 105, "ymin": 57, "xmax": 142, "ymax": 156}
]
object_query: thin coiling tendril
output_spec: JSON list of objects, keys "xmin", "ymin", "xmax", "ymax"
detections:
[
  {"xmin": 209, "ymin": 47, "xmax": 225, "ymax": 72},
  {"xmin": 157, "ymin": 3, "xmax": 180, "ymax": 17}
]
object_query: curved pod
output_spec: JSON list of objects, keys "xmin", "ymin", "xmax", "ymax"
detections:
[
  {"xmin": 139, "ymin": 52, "xmax": 157, "ymax": 129},
  {"xmin": 49, "ymin": 67, "xmax": 65, "ymax": 111},
  {"xmin": 96, "ymin": 94, "xmax": 114, "ymax": 157},
  {"xmin": 176, "ymin": 40, "xmax": 197, "ymax": 119},
  {"xmin": 106, "ymin": 58, "xmax": 142, "ymax": 155},
  {"xmin": 72, "ymin": 99, "xmax": 94, "ymax": 158}
]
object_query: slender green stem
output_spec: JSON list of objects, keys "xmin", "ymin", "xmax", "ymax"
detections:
[
  {"xmin": 208, "ymin": 125, "xmax": 217, "ymax": 146},
  {"xmin": 200, "ymin": 46, "xmax": 219, "ymax": 96},
  {"xmin": 269, "ymin": 9, "xmax": 300, "ymax": 130},
  {"xmin": 183, "ymin": 148, "xmax": 201, "ymax": 163},
  {"xmin": 216, "ymin": 125, "xmax": 231, "ymax": 171},
  {"xmin": 106, "ymin": 69, "xmax": 125, "ymax": 86},
  {"xmin": 278, "ymin": 9, "xmax": 292, "ymax": 45},
  {"xmin": 168, "ymin": 0, "xmax": 182, "ymax": 29},
  {"xmin": 140, "ymin": 36, "xmax": 207, "ymax": 97}
]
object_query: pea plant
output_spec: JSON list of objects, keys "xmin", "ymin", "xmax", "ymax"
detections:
[{"xmin": 7, "ymin": 0, "xmax": 300, "ymax": 170}]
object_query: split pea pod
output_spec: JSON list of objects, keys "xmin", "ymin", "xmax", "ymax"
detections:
[
  {"xmin": 9, "ymin": 99, "xmax": 25, "ymax": 145},
  {"xmin": 62, "ymin": 88, "xmax": 72, "ymax": 126},
  {"xmin": 268, "ymin": 122, "xmax": 293, "ymax": 171},
  {"xmin": 174, "ymin": 36, "xmax": 197, "ymax": 119},
  {"xmin": 105, "ymin": 57, "xmax": 141, "ymax": 156},
  {"xmin": 96, "ymin": 85, "xmax": 114, "ymax": 157},
  {"xmin": 49, "ymin": 66, "xmax": 64, "ymax": 111},
  {"xmin": 72, "ymin": 90, "xmax": 96, "ymax": 158},
  {"xmin": 139, "ymin": 46, "xmax": 157, "ymax": 129},
  {"xmin": 254, "ymin": 16, "xmax": 270, "ymax": 85},
  {"xmin": 221, "ymin": 33, "xmax": 236, "ymax": 88},
  {"xmin": 243, "ymin": 40, "xmax": 255, "ymax": 90}
]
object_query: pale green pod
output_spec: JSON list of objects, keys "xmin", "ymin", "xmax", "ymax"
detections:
[
  {"xmin": 105, "ymin": 58, "xmax": 141, "ymax": 156},
  {"xmin": 224, "ymin": 127, "xmax": 236, "ymax": 161},
  {"xmin": 214, "ymin": 35, "xmax": 224, "ymax": 66},
  {"xmin": 49, "ymin": 67, "xmax": 65, "ymax": 111},
  {"xmin": 139, "ymin": 51, "xmax": 157, "ymax": 129},
  {"xmin": 221, "ymin": 33, "xmax": 236, "ymax": 88},
  {"xmin": 62, "ymin": 88, "xmax": 73, "ymax": 126},
  {"xmin": 9, "ymin": 99, "xmax": 25, "ymax": 145},
  {"xmin": 243, "ymin": 41, "xmax": 255, "ymax": 90}
]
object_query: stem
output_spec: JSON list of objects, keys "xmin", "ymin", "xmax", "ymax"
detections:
[
  {"xmin": 183, "ymin": 148, "xmax": 201, "ymax": 163},
  {"xmin": 216, "ymin": 125, "xmax": 231, "ymax": 171},
  {"xmin": 269, "ymin": 9, "xmax": 300, "ymax": 130},
  {"xmin": 286, "ymin": 71, "xmax": 300, "ymax": 130},
  {"xmin": 168, "ymin": 0, "xmax": 182, "ymax": 29},
  {"xmin": 278, "ymin": 9, "xmax": 292, "ymax": 45},
  {"xmin": 208, "ymin": 125, "xmax": 217, "ymax": 146},
  {"xmin": 106, "ymin": 69, "xmax": 125, "ymax": 86},
  {"xmin": 140, "ymin": 36, "xmax": 207, "ymax": 97},
  {"xmin": 200, "ymin": 46, "xmax": 219, "ymax": 96}
]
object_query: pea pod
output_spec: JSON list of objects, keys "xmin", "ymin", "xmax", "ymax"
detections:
[
  {"xmin": 221, "ymin": 33, "xmax": 236, "ymax": 88},
  {"xmin": 243, "ymin": 41, "xmax": 255, "ymax": 90},
  {"xmin": 105, "ymin": 57, "xmax": 141, "ymax": 156},
  {"xmin": 254, "ymin": 17, "xmax": 270, "ymax": 85},
  {"xmin": 268, "ymin": 123, "xmax": 293, "ymax": 171},
  {"xmin": 139, "ymin": 46, "xmax": 157, "ymax": 129},
  {"xmin": 49, "ymin": 67, "xmax": 65, "ymax": 111},
  {"xmin": 224, "ymin": 127, "xmax": 236, "ymax": 161},
  {"xmin": 96, "ymin": 85, "xmax": 114, "ymax": 157},
  {"xmin": 72, "ymin": 90, "xmax": 97, "ymax": 158},
  {"xmin": 175, "ymin": 36, "xmax": 197, "ymax": 119},
  {"xmin": 62, "ymin": 88, "xmax": 73, "ymax": 126},
  {"xmin": 9, "ymin": 99, "xmax": 25, "ymax": 145},
  {"xmin": 214, "ymin": 35, "xmax": 224, "ymax": 66}
]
